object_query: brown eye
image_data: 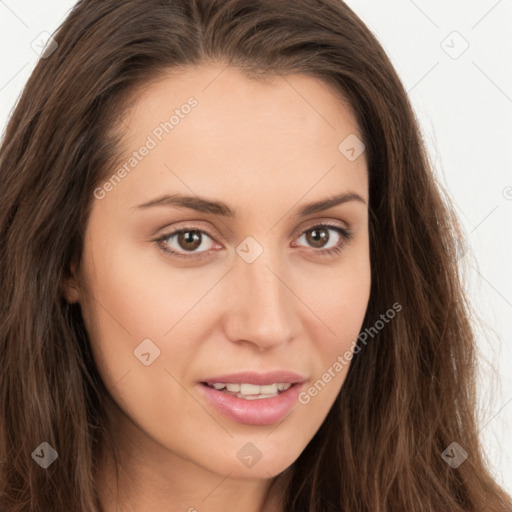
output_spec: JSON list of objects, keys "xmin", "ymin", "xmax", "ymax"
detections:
[
  {"xmin": 156, "ymin": 223, "xmax": 352, "ymax": 261},
  {"xmin": 177, "ymin": 230, "xmax": 203, "ymax": 251},
  {"xmin": 158, "ymin": 228, "xmax": 216, "ymax": 257},
  {"xmin": 296, "ymin": 225, "xmax": 344, "ymax": 250},
  {"xmin": 293, "ymin": 223, "xmax": 354, "ymax": 257},
  {"xmin": 305, "ymin": 227, "xmax": 331, "ymax": 248}
]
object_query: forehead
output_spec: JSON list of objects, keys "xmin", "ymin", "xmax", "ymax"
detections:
[{"xmin": 105, "ymin": 64, "xmax": 368, "ymax": 211}]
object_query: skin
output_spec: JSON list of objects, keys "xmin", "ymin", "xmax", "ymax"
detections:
[{"xmin": 64, "ymin": 63, "xmax": 371, "ymax": 512}]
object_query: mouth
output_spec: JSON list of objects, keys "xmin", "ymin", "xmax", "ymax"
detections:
[
  {"xmin": 200, "ymin": 381, "xmax": 294, "ymax": 400},
  {"xmin": 198, "ymin": 380, "xmax": 306, "ymax": 425}
]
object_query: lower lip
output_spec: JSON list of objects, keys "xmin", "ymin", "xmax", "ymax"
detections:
[{"xmin": 197, "ymin": 382, "xmax": 305, "ymax": 426}]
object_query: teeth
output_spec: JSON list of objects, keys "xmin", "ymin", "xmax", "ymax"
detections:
[
  {"xmin": 207, "ymin": 382, "xmax": 292, "ymax": 395},
  {"xmin": 236, "ymin": 392, "xmax": 279, "ymax": 400},
  {"xmin": 241, "ymin": 383, "xmax": 272, "ymax": 394},
  {"xmin": 259, "ymin": 383, "xmax": 278, "ymax": 394}
]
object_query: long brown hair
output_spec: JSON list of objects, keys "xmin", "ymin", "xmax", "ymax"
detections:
[{"xmin": 1, "ymin": 0, "xmax": 510, "ymax": 510}]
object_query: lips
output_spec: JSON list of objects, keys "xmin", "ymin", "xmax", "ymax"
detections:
[
  {"xmin": 197, "ymin": 370, "xmax": 308, "ymax": 425},
  {"xmin": 198, "ymin": 381, "xmax": 305, "ymax": 425}
]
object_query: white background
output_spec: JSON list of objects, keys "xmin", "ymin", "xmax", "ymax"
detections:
[{"xmin": 1, "ymin": 0, "xmax": 511, "ymax": 495}]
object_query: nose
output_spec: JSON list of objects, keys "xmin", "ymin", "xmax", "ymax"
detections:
[{"xmin": 222, "ymin": 246, "xmax": 300, "ymax": 351}]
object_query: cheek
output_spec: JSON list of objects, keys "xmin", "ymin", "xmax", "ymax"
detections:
[
  {"xmin": 78, "ymin": 235, "xmax": 225, "ymax": 389},
  {"xmin": 304, "ymin": 252, "xmax": 371, "ymax": 339},
  {"xmin": 78, "ymin": 244, "xmax": 199, "ymax": 429},
  {"xmin": 297, "ymin": 254, "xmax": 371, "ymax": 399},
  {"xmin": 81, "ymin": 233, "xmax": 205, "ymax": 336}
]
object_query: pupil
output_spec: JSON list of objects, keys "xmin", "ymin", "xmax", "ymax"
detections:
[
  {"xmin": 178, "ymin": 231, "xmax": 201, "ymax": 251},
  {"xmin": 307, "ymin": 228, "xmax": 328, "ymax": 248}
]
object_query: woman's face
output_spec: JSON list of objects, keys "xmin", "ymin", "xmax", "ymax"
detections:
[{"xmin": 67, "ymin": 64, "xmax": 370, "ymax": 482}]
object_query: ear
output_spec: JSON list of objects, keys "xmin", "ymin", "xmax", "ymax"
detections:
[{"xmin": 61, "ymin": 259, "xmax": 81, "ymax": 303}]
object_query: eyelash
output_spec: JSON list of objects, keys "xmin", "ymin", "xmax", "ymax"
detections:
[{"xmin": 154, "ymin": 222, "xmax": 354, "ymax": 261}]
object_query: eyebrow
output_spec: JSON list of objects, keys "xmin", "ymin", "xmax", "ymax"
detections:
[{"xmin": 132, "ymin": 191, "xmax": 367, "ymax": 217}]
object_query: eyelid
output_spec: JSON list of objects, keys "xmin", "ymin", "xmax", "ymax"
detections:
[
  {"xmin": 154, "ymin": 220, "xmax": 220, "ymax": 244},
  {"xmin": 155, "ymin": 217, "xmax": 349, "ymax": 241},
  {"xmin": 290, "ymin": 218, "xmax": 349, "ymax": 239}
]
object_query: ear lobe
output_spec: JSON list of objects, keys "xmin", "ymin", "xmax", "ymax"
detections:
[{"xmin": 61, "ymin": 260, "xmax": 81, "ymax": 303}]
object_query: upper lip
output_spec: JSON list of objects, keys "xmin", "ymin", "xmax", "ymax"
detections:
[{"xmin": 200, "ymin": 370, "xmax": 308, "ymax": 385}]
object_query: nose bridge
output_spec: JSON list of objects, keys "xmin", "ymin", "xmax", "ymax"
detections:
[{"xmin": 227, "ymin": 240, "xmax": 296, "ymax": 348}]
